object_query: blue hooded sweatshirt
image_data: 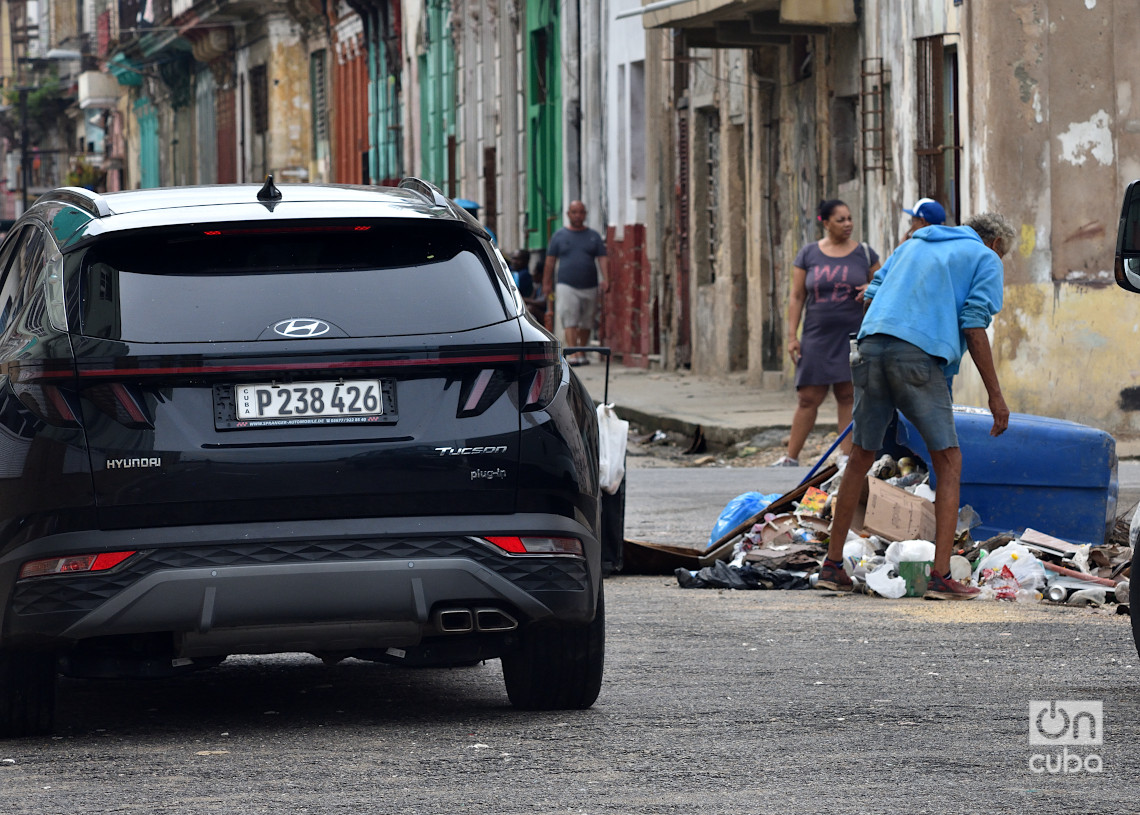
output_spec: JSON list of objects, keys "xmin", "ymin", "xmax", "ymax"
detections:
[{"xmin": 859, "ymin": 224, "xmax": 1004, "ymax": 375}]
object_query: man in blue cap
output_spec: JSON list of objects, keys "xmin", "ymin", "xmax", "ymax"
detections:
[
  {"xmin": 818, "ymin": 212, "xmax": 1015, "ymax": 600},
  {"xmin": 902, "ymin": 197, "xmax": 947, "ymax": 241}
]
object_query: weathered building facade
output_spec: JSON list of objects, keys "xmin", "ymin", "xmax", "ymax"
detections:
[
  {"xmin": 638, "ymin": 0, "xmax": 1140, "ymax": 434},
  {"xmin": 6, "ymin": 0, "xmax": 1140, "ymax": 435},
  {"xmin": 953, "ymin": 1, "xmax": 1140, "ymax": 432}
]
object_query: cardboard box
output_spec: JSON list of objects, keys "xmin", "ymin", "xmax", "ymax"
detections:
[{"xmin": 861, "ymin": 476, "xmax": 937, "ymax": 542}]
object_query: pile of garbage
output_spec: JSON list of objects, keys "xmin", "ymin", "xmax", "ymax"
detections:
[{"xmin": 676, "ymin": 454, "xmax": 1132, "ymax": 609}]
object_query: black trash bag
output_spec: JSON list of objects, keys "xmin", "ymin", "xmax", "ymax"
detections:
[
  {"xmin": 675, "ymin": 562, "xmax": 812, "ymax": 590},
  {"xmin": 752, "ymin": 563, "xmax": 812, "ymax": 590},
  {"xmin": 675, "ymin": 561, "xmax": 758, "ymax": 590}
]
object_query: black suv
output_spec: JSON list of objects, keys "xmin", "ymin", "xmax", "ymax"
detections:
[{"xmin": 0, "ymin": 178, "xmax": 607, "ymax": 735}]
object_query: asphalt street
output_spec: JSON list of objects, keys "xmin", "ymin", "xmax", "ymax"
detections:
[
  {"xmin": 0, "ymin": 579, "xmax": 1133, "ymax": 814},
  {"xmin": 0, "ymin": 464, "xmax": 1134, "ymax": 814}
]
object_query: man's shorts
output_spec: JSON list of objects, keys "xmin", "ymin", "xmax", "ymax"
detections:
[
  {"xmin": 851, "ymin": 334, "xmax": 959, "ymax": 452},
  {"xmin": 555, "ymin": 284, "xmax": 598, "ymax": 330}
]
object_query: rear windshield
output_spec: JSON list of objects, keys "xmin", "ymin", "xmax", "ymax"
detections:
[{"xmin": 73, "ymin": 220, "xmax": 512, "ymax": 342}]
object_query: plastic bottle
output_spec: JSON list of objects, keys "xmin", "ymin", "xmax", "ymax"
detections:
[
  {"xmin": 849, "ymin": 333, "xmax": 862, "ymax": 365},
  {"xmin": 1066, "ymin": 587, "xmax": 1106, "ymax": 607},
  {"xmin": 1014, "ymin": 588, "xmax": 1042, "ymax": 603}
]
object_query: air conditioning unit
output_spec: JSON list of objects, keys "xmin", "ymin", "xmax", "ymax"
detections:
[{"xmin": 78, "ymin": 71, "xmax": 120, "ymax": 109}]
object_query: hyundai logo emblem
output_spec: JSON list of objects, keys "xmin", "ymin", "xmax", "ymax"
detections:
[{"xmin": 273, "ymin": 318, "xmax": 331, "ymax": 338}]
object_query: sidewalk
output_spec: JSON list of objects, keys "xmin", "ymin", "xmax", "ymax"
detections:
[
  {"xmin": 572, "ymin": 359, "xmax": 818, "ymax": 447},
  {"xmin": 571, "ymin": 356, "xmax": 1140, "ymax": 457}
]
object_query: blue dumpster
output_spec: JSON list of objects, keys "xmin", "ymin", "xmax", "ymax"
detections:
[{"xmin": 890, "ymin": 408, "xmax": 1118, "ymax": 547}]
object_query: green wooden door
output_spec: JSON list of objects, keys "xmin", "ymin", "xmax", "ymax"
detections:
[
  {"xmin": 135, "ymin": 98, "xmax": 160, "ymax": 189},
  {"xmin": 420, "ymin": 0, "xmax": 454, "ymax": 189},
  {"xmin": 375, "ymin": 30, "xmax": 402, "ymax": 185},
  {"xmin": 526, "ymin": 0, "xmax": 561, "ymax": 250}
]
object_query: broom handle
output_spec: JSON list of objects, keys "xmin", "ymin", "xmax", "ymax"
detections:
[{"xmin": 800, "ymin": 422, "xmax": 853, "ymax": 486}]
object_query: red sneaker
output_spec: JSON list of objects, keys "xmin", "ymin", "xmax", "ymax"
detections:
[
  {"xmin": 923, "ymin": 570, "xmax": 980, "ymax": 601},
  {"xmin": 815, "ymin": 559, "xmax": 853, "ymax": 592}
]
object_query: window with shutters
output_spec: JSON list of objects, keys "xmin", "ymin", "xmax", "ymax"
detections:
[
  {"xmin": 915, "ymin": 37, "xmax": 960, "ymax": 223},
  {"xmin": 310, "ymin": 50, "xmax": 330, "ymax": 165}
]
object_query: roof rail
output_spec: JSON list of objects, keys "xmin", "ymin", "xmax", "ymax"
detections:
[
  {"xmin": 39, "ymin": 187, "xmax": 112, "ymax": 218},
  {"xmin": 397, "ymin": 177, "xmax": 490, "ymax": 239},
  {"xmin": 398, "ymin": 177, "xmax": 450, "ymax": 208}
]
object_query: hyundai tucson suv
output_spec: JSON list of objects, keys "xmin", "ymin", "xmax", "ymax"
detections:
[{"xmin": 0, "ymin": 178, "xmax": 606, "ymax": 736}]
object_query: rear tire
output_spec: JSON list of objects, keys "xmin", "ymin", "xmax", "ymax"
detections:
[
  {"xmin": 0, "ymin": 650, "xmax": 56, "ymax": 738},
  {"xmin": 502, "ymin": 586, "xmax": 605, "ymax": 710}
]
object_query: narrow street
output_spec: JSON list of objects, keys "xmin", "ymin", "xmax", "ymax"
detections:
[
  {"xmin": 0, "ymin": 578, "xmax": 1133, "ymax": 815},
  {"xmin": 0, "ymin": 464, "xmax": 1136, "ymax": 814}
]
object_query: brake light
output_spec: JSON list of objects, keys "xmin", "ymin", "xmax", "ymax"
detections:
[
  {"xmin": 19, "ymin": 550, "xmax": 137, "ymax": 579},
  {"xmin": 202, "ymin": 226, "xmax": 372, "ymax": 236},
  {"xmin": 483, "ymin": 536, "xmax": 583, "ymax": 556}
]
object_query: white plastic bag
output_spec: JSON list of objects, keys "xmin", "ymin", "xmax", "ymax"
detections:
[
  {"xmin": 865, "ymin": 562, "xmax": 907, "ymax": 599},
  {"xmin": 597, "ymin": 404, "xmax": 629, "ymax": 495},
  {"xmin": 885, "ymin": 539, "xmax": 936, "ymax": 565},
  {"xmin": 972, "ymin": 541, "xmax": 1047, "ymax": 590}
]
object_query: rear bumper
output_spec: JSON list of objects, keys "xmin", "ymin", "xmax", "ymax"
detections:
[{"xmin": 0, "ymin": 513, "xmax": 600, "ymax": 654}]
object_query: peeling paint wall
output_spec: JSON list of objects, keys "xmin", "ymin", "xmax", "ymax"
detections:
[
  {"xmin": 957, "ymin": 283, "xmax": 1140, "ymax": 432},
  {"xmin": 267, "ymin": 15, "xmax": 312, "ymax": 182},
  {"xmin": 639, "ymin": 0, "xmax": 1140, "ymax": 433},
  {"xmin": 953, "ymin": 0, "xmax": 1140, "ymax": 433}
]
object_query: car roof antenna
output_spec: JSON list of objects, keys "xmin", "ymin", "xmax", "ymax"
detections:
[{"xmin": 257, "ymin": 174, "xmax": 282, "ymax": 203}]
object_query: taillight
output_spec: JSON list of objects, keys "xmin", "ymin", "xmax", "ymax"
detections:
[
  {"xmin": 203, "ymin": 226, "xmax": 372, "ymax": 236},
  {"xmin": 84, "ymin": 383, "xmax": 154, "ymax": 428},
  {"xmin": 8, "ymin": 361, "xmax": 83, "ymax": 427},
  {"xmin": 482, "ymin": 536, "xmax": 583, "ymax": 556},
  {"xmin": 11, "ymin": 383, "xmax": 82, "ymax": 427},
  {"xmin": 522, "ymin": 343, "xmax": 561, "ymax": 412},
  {"xmin": 19, "ymin": 550, "xmax": 138, "ymax": 579},
  {"xmin": 456, "ymin": 368, "xmax": 511, "ymax": 417}
]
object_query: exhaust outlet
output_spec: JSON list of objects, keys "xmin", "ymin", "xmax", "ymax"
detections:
[
  {"xmin": 435, "ymin": 608, "xmax": 475, "ymax": 633},
  {"xmin": 474, "ymin": 608, "xmax": 518, "ymax": 632}
]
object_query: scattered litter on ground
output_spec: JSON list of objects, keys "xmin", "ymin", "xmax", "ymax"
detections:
[{"xmin": 668, "ymin": 451, "xmax": 1132, "ymax": 610}]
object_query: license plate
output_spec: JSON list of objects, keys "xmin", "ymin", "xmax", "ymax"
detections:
[{"xmin": 235, "ymin": 380, "xmax": 384, "ymax": 421}]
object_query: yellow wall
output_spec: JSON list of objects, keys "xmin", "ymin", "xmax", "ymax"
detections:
[{"xmin": 955, "ymin": 281, "xmax": 1140, "ymax": 433}]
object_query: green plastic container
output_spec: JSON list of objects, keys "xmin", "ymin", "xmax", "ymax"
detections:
[{"xmin": 897, "ymin": 561, "xmax": 933, "ymax": 597}]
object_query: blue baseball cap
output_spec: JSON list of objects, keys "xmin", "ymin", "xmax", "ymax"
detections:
[{"xmin": 903, "ymin": 198, "xmax": 946, "ymax": 225}]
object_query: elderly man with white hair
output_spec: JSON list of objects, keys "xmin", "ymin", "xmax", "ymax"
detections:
[{"xmin": 818, "ymin": 211, "xmax": 1017, "ymax": 601}]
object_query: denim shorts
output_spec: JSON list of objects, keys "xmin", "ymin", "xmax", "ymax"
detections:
[{"xmin": 850, "ymin": 334, "xmax": 958, "ymax": 451}]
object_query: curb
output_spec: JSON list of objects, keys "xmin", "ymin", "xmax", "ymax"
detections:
[{"xmin": 596, "ymin": 399, "xmax": 787, "ymax": 449}]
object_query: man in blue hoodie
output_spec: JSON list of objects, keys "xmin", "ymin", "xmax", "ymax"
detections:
[{"xmin": 818, "ymin": 212, "xmax": 1016, "ymax": 600}]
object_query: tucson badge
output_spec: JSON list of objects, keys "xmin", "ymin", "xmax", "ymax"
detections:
[{"xmin": 273, "ymin": 318, "xmax": 331, "ymax": 338}]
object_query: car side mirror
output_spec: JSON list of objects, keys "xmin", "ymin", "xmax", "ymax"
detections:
[{"xmin": 1116, "ymin": 179, "xmax": 1140, "ymax": 293}]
